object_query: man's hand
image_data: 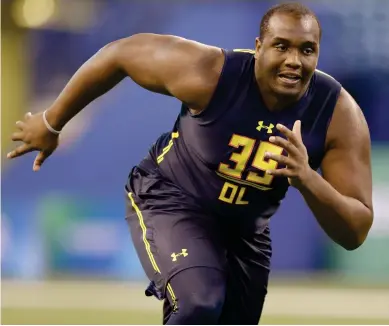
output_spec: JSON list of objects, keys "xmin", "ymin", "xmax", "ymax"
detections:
[
  {"xmin": 265, "ymin": 120, "xmax": 313, "ymax": 189},
  {"xmin": 7, "ymin": 111, "xmax": 59, "ymax": 171}
]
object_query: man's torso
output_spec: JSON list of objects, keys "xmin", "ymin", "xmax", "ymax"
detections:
[{"xmin": 136, "ymin": 49, "xmax": 342, "ymax": 220}]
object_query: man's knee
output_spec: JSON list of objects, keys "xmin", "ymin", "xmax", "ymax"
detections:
[
  {"xmin": 167, "ymin": 267, "xmax": 226, "ymax": 324},
  {"xmin": 178, "ymin": 288, "xmax": 224, "ymax": 323}
]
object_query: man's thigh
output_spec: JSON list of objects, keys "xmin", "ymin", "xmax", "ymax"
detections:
[
  {"xmin": 219, "ymin": 223, "xmax": 272, "ymax": 325},
  {"xmin": 125, "ymin": 167, "xmax": 226, "ymax": 303}
]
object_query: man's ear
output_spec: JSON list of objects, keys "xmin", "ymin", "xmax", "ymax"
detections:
[{"xmin": 254, "ymin": 37, "xmax": 262, "ymax": 59}]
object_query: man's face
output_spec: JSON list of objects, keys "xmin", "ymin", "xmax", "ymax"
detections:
[{"xmin": 255, "ymin": 13, "xmax": 320, "ymax": 98}]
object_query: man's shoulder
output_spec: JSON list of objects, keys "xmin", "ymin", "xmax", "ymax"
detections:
[
  {"xmin": 314, "ymin": 69, "xmax": 341, "ymax": 85},
  {"xmin": 313, "ymin": 69, "xmax": 342, "ymax": 97}
]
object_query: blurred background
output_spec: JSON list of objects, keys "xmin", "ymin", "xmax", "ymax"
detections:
[{"xmin": 1, "ymin": 0, "xmax": 389, "ymax": 324}]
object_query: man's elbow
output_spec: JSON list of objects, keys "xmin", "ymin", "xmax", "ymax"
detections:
[
  {"xmin": 341, "ymin": 235, "xmax": 367, "ymax": 251},
  {"xmin": 342, "ymin": 210, "xmax": 373, "ymax": 251}
]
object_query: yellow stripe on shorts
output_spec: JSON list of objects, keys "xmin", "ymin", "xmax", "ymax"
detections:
[{"xmin": 128, "ymin": 192, "xmax": 177, "ymax": 303}]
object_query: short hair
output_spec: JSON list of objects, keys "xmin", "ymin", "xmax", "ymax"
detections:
[{"xmin": 259, "ymin": 2, "xmax": 322, "ymax": 41}]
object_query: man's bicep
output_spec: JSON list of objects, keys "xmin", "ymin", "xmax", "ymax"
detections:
[
  {"xmin": 115, "ymin": 34, "xmax": 224, "ymax": 109},
  {"xmin": 321, "ymin": 145, "xmax": 372, "ymax": 208},
  {"xmin": 321, "ymin": 88, "xmax": 373, "ymax": 209}
]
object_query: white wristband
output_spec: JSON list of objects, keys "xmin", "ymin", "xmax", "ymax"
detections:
[{"xmin": 43, "ymin": 110, "xmax": 61, "ymax": 135}]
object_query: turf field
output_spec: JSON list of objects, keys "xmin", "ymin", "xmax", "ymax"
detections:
[
  {"xmin": 2, "ymin": 280, "xmax": 389, "ymax": 325},
  {"xmin": 4, "ymin": 308, "xmax": 389, "ymax": 325}
]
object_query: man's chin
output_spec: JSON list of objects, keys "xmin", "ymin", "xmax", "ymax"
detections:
[{"xmin": 272, "ymin": 85, "xmax": 303, "ymax": 98}]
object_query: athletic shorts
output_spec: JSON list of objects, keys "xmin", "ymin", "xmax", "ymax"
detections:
[{"xmin": 125, "ymin": 164, "xmax": 272, "ymax": 320}]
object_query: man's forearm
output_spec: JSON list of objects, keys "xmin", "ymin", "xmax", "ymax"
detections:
[
  {"xmin": 46, "ymin": 42, "xmax": 126, "ymax": 130},
  {"xmin": 298, "ymin": 170, "xmax": 373, "ymax": 250}
]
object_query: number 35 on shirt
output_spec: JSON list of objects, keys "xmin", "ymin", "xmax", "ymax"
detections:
[{"xmin": 216, "ymin": 134, "xmax": 283, "ymax": 205}]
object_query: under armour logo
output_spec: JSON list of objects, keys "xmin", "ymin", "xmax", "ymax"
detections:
[
  {"xmin": 171, "ymin": 249, "xmax": 188, "ymax": 262},
  {"xmin": 256, "ymin": 121, "xmax": 274, "ymax": 134}
]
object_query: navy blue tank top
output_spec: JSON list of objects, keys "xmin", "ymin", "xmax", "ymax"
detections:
[{"xmin": 139, "ymin": 49, "xmax": 341, "ymax": 219}]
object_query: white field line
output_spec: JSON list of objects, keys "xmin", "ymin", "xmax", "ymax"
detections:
[{"xmin": 1, "ymin": 281, "xmax": 389, "ymax": 320}]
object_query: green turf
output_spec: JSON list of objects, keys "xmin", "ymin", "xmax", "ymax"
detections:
[{"xmin": 2, "ymin": 308, "xmax": 389, "ymax": 325}]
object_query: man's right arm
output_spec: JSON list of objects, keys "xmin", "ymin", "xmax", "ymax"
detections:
[{"xmin": 46, "ymin": 33, "xmax": 225, "ymax": 130}]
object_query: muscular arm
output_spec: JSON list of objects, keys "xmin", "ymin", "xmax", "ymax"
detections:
[
  {"xmin": 299, "ymin": 88, "xmax": 373, "ymax": 250},
  {"xmin": 46, "ymin": 33, "xmax": 224, "ymax": 129}
]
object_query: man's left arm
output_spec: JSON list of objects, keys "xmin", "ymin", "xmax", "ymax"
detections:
[
  {"xmin": 266, "ymin": 88, "xmax": 373, "ymax": 250},
  {"xmin": 304, "ymin": 88, "xmax": 373, "ymax": 250}
]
